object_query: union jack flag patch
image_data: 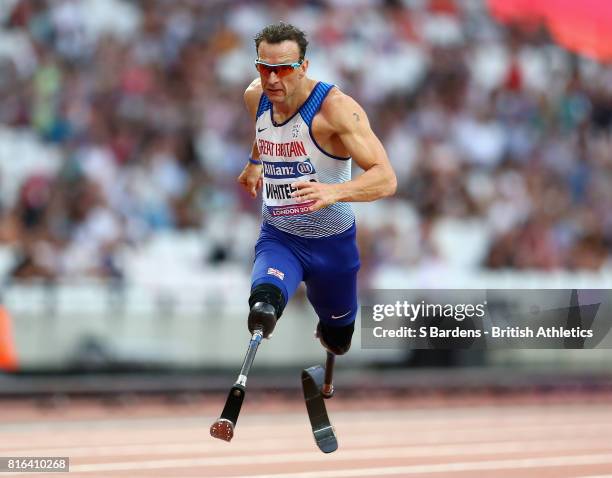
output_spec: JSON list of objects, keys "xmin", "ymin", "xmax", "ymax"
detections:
[{"xmin": 267, "ymin": 267, "xmax": 285, "ymax": 280}]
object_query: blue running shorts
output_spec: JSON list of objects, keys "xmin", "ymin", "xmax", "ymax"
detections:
[{"xmin": 251, "ymin": 222, "xmax": 360, "ymax": 327}]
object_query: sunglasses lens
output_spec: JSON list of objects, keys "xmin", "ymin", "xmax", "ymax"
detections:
[
  {"xmin": 276, "ymin": 65, "xmax": 294, "ymax": 77},
  {"xmin": 255, "ymin": 63, "xmax": 269, "ymax": 74},
  {"xmin": 256, "ymin": 63, "xmax": 296, "ymax": 77}
]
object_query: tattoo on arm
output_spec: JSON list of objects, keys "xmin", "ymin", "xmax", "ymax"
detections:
[{"xmin": 352, "ymin": 112, "xmax": 360, "ymax": 122}]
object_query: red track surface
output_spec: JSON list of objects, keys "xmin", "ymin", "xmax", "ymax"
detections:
[{"xmin": 1, "ymin": 393, "xmax": 612, "ymax": 477}]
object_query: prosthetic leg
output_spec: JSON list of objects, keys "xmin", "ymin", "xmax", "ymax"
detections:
[
  {"xmin": 302, "ymin": 351, "xmax": 338, "ymax": 453},
  {"xmin": 210, "ymin": 302, "xmax": 277, "ymax": 442}
]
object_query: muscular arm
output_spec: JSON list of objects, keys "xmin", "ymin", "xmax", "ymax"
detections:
[
  {"xmin": 244, "ymin": 78, "xmax": 263, "ymax": 159},
  {"xmin": 238, "ymin": 79, "xmax": 263, "ymax": 197},
  {"xmin": 293, "ymin": 91, "xmax": 396, "ymax": 209},
  {"xmin": 328, "ymin": 93, "xmax": 397, "ymax": 202}
]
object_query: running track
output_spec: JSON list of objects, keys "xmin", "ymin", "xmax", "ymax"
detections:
[{"xmin": 1, "ymin": 394, "xmax": 611, "ymax": 477}]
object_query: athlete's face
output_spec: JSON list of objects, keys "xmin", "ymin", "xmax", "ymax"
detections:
[{"xmin": 256, "ymin": 40, "xmax": 308, "ymax": 103}]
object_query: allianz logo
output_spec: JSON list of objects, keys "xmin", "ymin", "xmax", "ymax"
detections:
[{"xmin": 263, "ymin": 159, "xmax": 315, "ymax": 177}]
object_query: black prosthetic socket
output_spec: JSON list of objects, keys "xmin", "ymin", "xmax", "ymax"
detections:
[
  {"xmin": 248, "ymin": 302, "xmax": 276, "ymax": 338},
  {"xmin": 249, "ymin": 283, "xmax": 285, "ymax": 318},
  {"xmin": 248, "ymin": 284, "xmax": 286, "ymax": 338},
  {"xmin": 316, "ymin": 321, "xmax": 355, "ymax": 355}
]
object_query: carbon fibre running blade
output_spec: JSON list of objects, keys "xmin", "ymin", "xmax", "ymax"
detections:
[
  {"xmin": 302, "ymin": 365, "xmax": 338, "ymax": 453},
  {"xmin": 210, "ymin": 384, "xmax": 245, "ymax": 442}
]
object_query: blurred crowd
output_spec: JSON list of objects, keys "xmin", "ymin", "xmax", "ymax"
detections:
[{"xmin": 0, "ymin": 0, "xmax": 611, "ymax": 284}]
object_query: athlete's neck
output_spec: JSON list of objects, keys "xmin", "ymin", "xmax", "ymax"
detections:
[{"xmin": 272, "ymin": 78, "xmax": 317, "ymax": 122}]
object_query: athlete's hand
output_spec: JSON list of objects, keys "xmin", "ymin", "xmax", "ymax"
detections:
[
  {"xmin": 237, "ymin": 163, "xmax": 263, "ymax": 198},
  {"xmin": 292, "ymin": 181, "xmax": 341, "ymax": 212}
]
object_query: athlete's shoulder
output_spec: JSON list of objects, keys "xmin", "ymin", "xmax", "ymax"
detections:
[
  {"xmin": 244, "ymin": 78, "xmax": 263, "ymax": 119},
  {"xmin": 319, "ymin": 86, "xmax": 368, "ymax": 132}
]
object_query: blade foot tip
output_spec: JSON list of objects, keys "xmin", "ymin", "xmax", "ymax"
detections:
[{"xmin": 210, "ymin": 418, "xmax": 235, "ymax": 442}]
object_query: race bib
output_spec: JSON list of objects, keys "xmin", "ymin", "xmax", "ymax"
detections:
[{"xmin": 263, "ymin": 159, "xmax": 318, "ymax": 216}]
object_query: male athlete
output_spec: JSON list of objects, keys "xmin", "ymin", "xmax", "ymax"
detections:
[{"xmin": 238, "ymin": 22, "xmax": 396, "ymax": 356}]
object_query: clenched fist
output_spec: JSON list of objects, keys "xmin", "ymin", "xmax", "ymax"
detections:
[
  {"xmin": 291, "ymin": 181, "xmax": 341, "ymax": 212},
  {"xmin": 238, "ymin": 163, "xmax": 263, "ymax": 198}
]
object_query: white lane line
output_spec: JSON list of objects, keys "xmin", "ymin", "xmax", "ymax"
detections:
[
  {"xmin": 0, "ymin": 411, "xmax": 610, "ymax": 445},
  {"xmin": 1, "ymin": 424, "xmax": 611, "ymax": 458},
  {"xmin": 1, "ymin": 419, "xmax": 611, "ymax": 456},
  {"xmin": 2, "ymin": 404, "xmax": 611, "ymax": 431},
  {"xmin": 328, "ymin": 405, "xmax": 612, "ymax": 422},
  {"xmin": 63, "ymin": 442, "xmax": 612, "ymax": 473},
  {"xmin": 215, "ymin": 454, "xmax": 612, "ymax": 478}
]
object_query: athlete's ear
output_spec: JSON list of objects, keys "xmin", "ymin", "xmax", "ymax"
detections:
[{"xmin": 299, "ymin": 59, "xmax": 308, "ymax": 79}]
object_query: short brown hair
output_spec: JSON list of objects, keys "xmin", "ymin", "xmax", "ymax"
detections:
[{"xmin": 254, "ymin": 22, "xmax": 308, "ymax": 60}]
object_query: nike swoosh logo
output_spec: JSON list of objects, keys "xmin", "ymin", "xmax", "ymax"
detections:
[
  {"xmin": 331, "ymin": 310, "xmax": 352, "ymax": 320},
  {"xmin": 257, "ymin": 127, "xmax": 268, "ymax": 133}
]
